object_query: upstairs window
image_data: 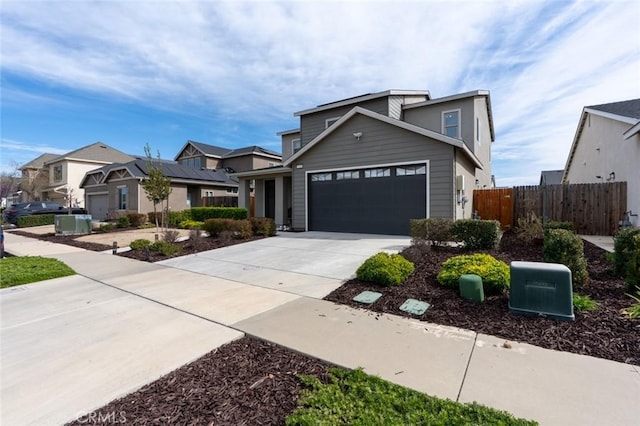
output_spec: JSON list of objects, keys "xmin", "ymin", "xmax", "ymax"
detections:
[
  {"xmin": 292, "ymin": 139, "xmax": 301, "ymax": 153},
  {"xmin": 443, "ymin": 109, "xmax": 460, "ymax": 138},
  {"xmin": 325, "ymin": 116, "xmax": 341, "ymax": 128},
  {"xmin": 53, "ymin": 165, "xmax": 63, "ymax": 182},
  {"xmin": 181, "ymin": 157, "xmax": 201, "ymax": 169}
]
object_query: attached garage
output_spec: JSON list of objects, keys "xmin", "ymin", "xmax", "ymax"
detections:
[
  {"xmin": 87, "ymin": 194, "xmax": 108, "ymax": 220},
  {"xmin": 308, "ymin": 163, "xmax": 428, "ymax": 235}
]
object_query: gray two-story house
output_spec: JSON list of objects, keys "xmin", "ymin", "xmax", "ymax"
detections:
[{"xmin": 235, "ymin": 89, "xmax": 495, "ymax": 235}]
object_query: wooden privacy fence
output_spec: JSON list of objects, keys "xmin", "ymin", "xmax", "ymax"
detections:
[{"xmin": 473, "ymin": 182, "xmax": 627, "ymax": 235}]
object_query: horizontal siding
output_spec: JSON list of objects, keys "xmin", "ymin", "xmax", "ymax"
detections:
[
  {"xmin": 299, "ymin": 97, "xmax": 390, "ymax": 146},
  {"xmin": 290, "ymin": 114, "xmax": 454, "ymax": 229}
]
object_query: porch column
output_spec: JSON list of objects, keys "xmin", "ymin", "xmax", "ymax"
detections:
[
  {"xmin": 254, "ymin": 179, "xmax": 265, "ymax": 217},
  {"xmin": 275, "ymin": 175, "xmax": 285, "ymax": 228},
  {"xmin": 238, "ymin": 178, "xmax": 252, "ymax": 213}
]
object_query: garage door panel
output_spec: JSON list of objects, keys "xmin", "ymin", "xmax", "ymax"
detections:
[{"xmin": 308, "ymin": 166, "xmax": 427, "ymax": 235}]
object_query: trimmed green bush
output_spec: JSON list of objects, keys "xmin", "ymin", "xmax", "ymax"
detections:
[
  {"xmin": 126, "ymin": 213, "xmax": 147, "ymax": 227},
  {"xmin": 202, "ymin": 218, "xmax": 252, "ymax": 238},
  {"xmin": 545, "ymin": 221, "xmax": 574, "ymax": 232},
  {"xmin": 129, "ymin": 239, "xmax": 152, "ymax": 250},
  {"xmin": 148, "ymin": 241, "xmax": 181, "ymax": 256},
  {"xmin": 356, "ymin": 252, "xmax": 414, "ymax": 286},
  {"xmin": 452, "ymin": 219, "xmax": 501, "ymax": 250},
  {"xmin": 250, "ymin": 217, "xmax": 277, "ymax": 236},
  {"xmin": 17, "ymin": 214, "xmax": 55, "ymax": 228},
  {"xmin": 409, "ymin": 218, "xmax": 454, "ymax": 248},
  {"xmin": 178, "ymin": 220, "xmax": 205, "ymax": 230},
  {"xmin": 543, "ymin": 229, "xmax": 588, "ymax": 289},
  {"xmin": 117, "ymin": 216, "xmax": 131, "ymax": 228},
  {"xmin": 613, "ymin": 228, "xmax": 640, "ymax": 292},
  {"xmin": 437, "ymin": 253, "xmax": 510, "ymax": 295},
  {"xmin": 190, "ymin": 207, "xmax": 248, "ymax": 221}
]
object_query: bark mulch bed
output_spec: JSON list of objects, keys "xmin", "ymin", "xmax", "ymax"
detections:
[
  {"xmin": 325, "ymin": 231, "xmax": 640, "ymax": 366},
  {"xmin": 65, "ymin": 337, "xmax": 330, "ymax": 426}
]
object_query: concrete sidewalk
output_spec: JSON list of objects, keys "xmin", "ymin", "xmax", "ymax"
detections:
[{"xmin": 2, "ymin": 231, "xmax": 639, "ymax": 425}]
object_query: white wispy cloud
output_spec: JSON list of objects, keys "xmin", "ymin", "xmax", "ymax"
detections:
[{"xmin": 1, "ymin": 0, "xmax": 638, "ymax": 185}]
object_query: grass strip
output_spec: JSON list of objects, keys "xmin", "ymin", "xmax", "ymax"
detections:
[{"xmin": 0, "ymin": 256, "xmax": 76, "ymax": 288}]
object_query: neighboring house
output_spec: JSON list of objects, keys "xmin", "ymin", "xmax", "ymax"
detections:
[
  {"xmin": 562, "ymin": 99, "xmax": 640, "ymax": 227},
  {"xmin": 80, "ymin": 159, "xmax": 238, "ymax": 220},
  {"xmin": 20, "ymin": 142, "xmax": 135, "ymax": 209},
  {"xmin": 174, "ymin": 140, "xmax": 282, "ymax": 172},
  {"xmin": 17, "ymin": 153, "xmax": 61, "ymax": 202},
  {"xmin": 234, "ymin": 89, "xmax": 495, "ymax": 235},
  {"xmin": 540, "ymin": 170, "xmax": 564, "ymax": 186}
]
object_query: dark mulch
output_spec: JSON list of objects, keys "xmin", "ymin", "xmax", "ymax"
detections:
[
  {"xmin": 325, "ymin": 231, "xmax": 640, "ymax": 366},
  {"xmin": 65, "ymin": 337, "xmax": 330, "ymax": 426}
]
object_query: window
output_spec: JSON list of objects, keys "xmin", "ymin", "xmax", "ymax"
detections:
[
  {"xmin": 325, "ymin": 117, "xmax": 341, "ymax": 128},
  {"xmin": 226, "ymin": 188, "xmax": 238, "ymax": 194},
  {"xmin": 205, "ymin": 191, "xmax": 214, "ymax": 197},
  {"xmin": 364, "ymin": 168, "xmax": 390, "ymax": 178},
  {"xmin": 336, "ymin": 170, "xmax": 359, "ymax": 180},
  {"xmin": 442, "ymin": 110, "xmax": 460, "ymax": 138},
  {"xmin": 292, "ymin": 139, "xmax": 301, "ymax": 153},
  {"xmin": 182, "ymin": 157, "xmax": 201, "ymax": 168},
  {"xmin": 118, "ymin": 187, "xmax": 128, "ymax": 210},
  {"xmin": 194, "ymin": 157, "xmax": 201, "ymax": 169},
  {"xmin": 396, "ymin": 165, "xmax": 426, "ymax": 176},
  {"xmin": 311, "ymin": 173, "xmax": 332, "ymax": 181},
  {"xmin": 476, "ymin": 117, "xmax": 481, "ymax": 145},
  {"xmin": 53, "ymin": 165, "xmax": 62, "ymax": 182}
]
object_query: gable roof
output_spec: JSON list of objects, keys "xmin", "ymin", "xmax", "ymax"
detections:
[
  {"xmin": 283, "ymin": 106, "xmax": 483, "ymax": 169},
  {"xmin": 19, "ymin": 153, "xmax": 59, "ymax": 170},
  {"xmin": 223, "ymin": 145, "xmax": 282, "ymax": 160},
  {"xmin": 562, "ymin": 98, "xmax": 640, "ymax": 182},
  {"xmin": 540, "ymin": 170, "xmax": 564, "ymax": 185},
  {"xmin": 294, "ymin": 90, "xmax": 431, "ymax": 117},
  {"xmin": 44, "ymin": 142, "xmax": 134, "ymax": 165},
  {"xmin": 174, "ymin": 140, "xmax": 282, "ymax": 161}
]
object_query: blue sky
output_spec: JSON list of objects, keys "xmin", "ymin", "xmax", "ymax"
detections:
[{"xmin": 1, "ymin": 0, "xmax": 639, "ymax": 186}]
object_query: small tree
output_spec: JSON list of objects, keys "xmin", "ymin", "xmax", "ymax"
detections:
[{"xmin": 140, "ymin": 143, "xmax": 172, "ymax": 234}]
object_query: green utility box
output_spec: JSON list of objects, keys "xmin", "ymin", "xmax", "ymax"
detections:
[
  {"xmin": 459, "ymin": 274, "xmax": 484, "ymax": 302},
  {"xmin": 55, "ymin": 214, "xmax": 92, "ymax": 235},
  {"xmin": 509, "ymin": 261, "xmax": 574, "ymax": 321}
]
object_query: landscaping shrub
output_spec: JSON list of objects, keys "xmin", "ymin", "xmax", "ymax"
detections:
[
  {"xmin": 355, "ymin": 252, "xmax": 414, "ymax": 286},
  {"xmin": 188, "ymin": 228, "xmax": 204, "ymax": 250},
  {"xmin": 203, "ymin": 218, "xmax": 252, "ymax": 238},
  {"xmin": 451, "ymin": 219, "xmax": 501, "ymax": 250},
  {"xmin": 545, "ymin": 221, "xmax": 574, "ymax": 232},
  {"xmin": 168, "ymin": 210, "xmax": 191, "ymax": 226},
  {"xmin": 437, "ymin": 253, "xmax": 510, "ymax": 295},
  {"xmin": 162, "ymin": 229, "xmax": 181, "ymax": 244},
  {"xmin": 613, "ymin": 228, "xmax": 640, "ymax": 292},
  {"xmin": 117, "ymin": 216, "xmax": 131, "ymax": 228},
  {"xmin": 190, "ymin": 207, "xmax": 248, "ymax": 221},
  {"xmin": 573, "ymin": 294, "xmax": 598, "ymax": 312},
  {"xmin": 17, "ymin": 214, "xmax": 55, "ymax": 228},
  {"xmin": 126, "ymin": 213, "xmax": 147, "ymax": 227},
  {"xmin": 515, "ymin": 212, "xmax": 544, "ymax": 243},
  {"xmin": 250, "ymin": 217, "xmax": 276, "ymax": 236},
  {"xmin": 178, "ymin": 220, "xmax": 205, "ymax": 230},
  {"xmin": 96, "ymin": 223, "xmax": 114, "ymax": 232},
  {"xmin": 409, "ymin": 218, "xmax": 454, "ymax": 248},
  {"xmin": 129, "ymin": 239, "xmax": 152, "ymax": 250},
  {"xmin": 543, "ymin": 229, "xmax": 588, "ymax": 289},
  {"xmin": 149, "ymin": 241, "xmax": 181, "ymax": 256}
]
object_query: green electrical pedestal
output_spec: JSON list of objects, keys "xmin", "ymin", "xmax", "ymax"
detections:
[{"xmin": 459, "ymin": 274, "xmax": 485, "ymax": 302}]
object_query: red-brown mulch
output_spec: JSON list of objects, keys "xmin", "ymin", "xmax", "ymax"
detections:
[
  {"xmin": 324, "ymin": 231, "xmax": 640, "ymax": 365},
  {"xmin": 65, "ymin": 337, "xmax": 330, "ymax": 426}
]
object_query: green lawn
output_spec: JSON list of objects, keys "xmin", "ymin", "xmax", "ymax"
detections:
[
  {"xmin": 287, "ymin": 368, "xmax": 537, "ymax": 425},
  {"xmin": 0, "ymin": 256, "xmax": 76, "ymax": 288}
]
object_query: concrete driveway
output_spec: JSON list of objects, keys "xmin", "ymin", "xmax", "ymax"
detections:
[
  {"xmin": 1, "ymin": 231, "xmax": 410, "ymax": 424},
  {"xmin": 159, "ymin": 231, "xmax": 411, "ymax": 298}
]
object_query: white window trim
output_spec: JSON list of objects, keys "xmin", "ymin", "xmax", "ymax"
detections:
[
  {"xmin": 442, "ymin": 109, "xmax": 461, "ymax": 139},
  {"xmin": 304, "ymin": 160, "xmax": 430, "ymax": 231},
  {"xmin": 325, "ymin": 116, "xmax": 341, "ymax": 129}
]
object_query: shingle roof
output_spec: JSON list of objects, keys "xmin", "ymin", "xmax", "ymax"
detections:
[
  {"xmin": 223, "ymin": 145, "xmax": 281, "ymax": 158},
  {"xmin": 587, "ymin": 99, "xmax": 640, "ymax": 120},
  {"xmin": 187, "ymin": 140, "xmax": 231, "ymax": 157},
  {"xmin": 19, "ymin": 153, "xmax": 59, "ymax": 170},
  {"xmin": 45, "ymin": 141, "xmax": 135, "ymax": 164}
]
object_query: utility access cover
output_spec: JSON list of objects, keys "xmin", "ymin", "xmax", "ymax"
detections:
[
  {"xmin": 353, "ymin": 291, "xmax": 383, "ymax": 304},
  {"xmin": 399, "ymin": 299, "xmax": 430, "ymax": 315}
]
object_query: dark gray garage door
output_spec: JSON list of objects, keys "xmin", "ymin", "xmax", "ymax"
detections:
[{"xmin": 308, "ymin": 164, "xmax": 427, "ymax": 235}]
